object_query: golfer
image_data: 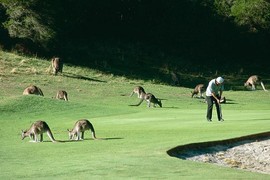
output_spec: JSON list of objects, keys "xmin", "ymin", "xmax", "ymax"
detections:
[{"xmin": 205, "ymin": 77, "xmax": 224, "ymax": 122}]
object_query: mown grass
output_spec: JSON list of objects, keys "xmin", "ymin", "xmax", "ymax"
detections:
[{"xmin": 0, "ymin": 51, "xmax": 270, "ymax": 179}]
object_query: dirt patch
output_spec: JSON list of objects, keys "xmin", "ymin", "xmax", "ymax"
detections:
[{"xmin": 167, "ymin": 132, "xmax": 270, "ymax": 174}]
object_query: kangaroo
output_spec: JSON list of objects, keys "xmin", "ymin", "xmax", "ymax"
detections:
[
  {"xmin": 56, "ymin": 90, "xmax": 68, "ymax": 101},
  {"xmin": 21, "ymin": 121, "xmax": 56, "ymax": 142},
  {"xmin": 171, "ymin": 71, "xmax": 179, "ymax": 86},
  {"xmin": 51, "ymin": 57, "xmax": 63, "ymax": 75},
  {"xmin": 23, "ymin": 85, "xmax": 44, "ymax": 96},
  {"xmin": 220, "ymin": 96, "xmax": 226, "ymax": 104},
  {"xmin": 136, "ymin": 93, "xmax": 162, "ymax": 108},
  {"xmin": 244, "ymin": 75, "xmax": 267, "ymax": 91},
  {"xmin": 191, "ymin": 84, "xmax": 205, "ymax": 98},
  {"xmin": 130, "ymin": 86, "xmax": 146, "ymax": 98},
  {"xmin": 67, "ymin": 119, "xmax": 97, "ymax": 141}
]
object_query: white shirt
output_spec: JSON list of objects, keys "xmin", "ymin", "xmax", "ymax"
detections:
[{"xmin": 206, "ymin": 79, "xmax": 224, "ymax": 96}]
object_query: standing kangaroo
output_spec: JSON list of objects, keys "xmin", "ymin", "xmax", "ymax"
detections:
[
  {"xmin": 191, "ymin": 84, "xmax": 205, "ymax": 98},
  {"xmin": 23, "ymin": 85, "xmax": 44, "ymax": 96},
  {"xmin": 170, "ymin": 71, "xmax": 179, "ymax": 85},
  {"xmin": 21, "ymin": 121, "xmax": 56, "ymax": 143},
  {"xmin": 244, "ymin": 75, "xmax": 267, "ymax": 91},
  {"xmin": 130, "ymin": 86, "xmax": 146, "ymax": 98},
  {"xmin": 136, "ymin": 93, "xmax": 162, "ymax": 108},
  {"xmin": 56, "ymin": 90, "xmax": 68, "ymax": 101},
  {"xmin": 67, "ymin": 119, "xmax": 97, "ymax": 141},
  {"xmin": 51, "ymin": 57, "xmax": 63, "ymax": 75}
]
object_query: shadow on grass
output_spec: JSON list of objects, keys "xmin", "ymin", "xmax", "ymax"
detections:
[
  {"xmin": 243, "ymin": 118, "xmax": 270, "ymax": 121},
  {"xmin": 224, "ymin": 102, "xmax": 238, "ymax": 104},
  {"xmin": 55, "ymin": 137, "xmax": 123, "ymax": 143},
  {"xmin": 192, "ymin": 98, "xmax": 238, "ymax": 105},
  {"xmin": 128, "ymin": 104, "xmax": 166, "ymax": 108},
  {"xmin": 63, "ymin": 72, "xmax": 107, "ymax": 83},
  {"xmin": 161, "ymin": 106, "xmax": 180, "ymax": 109}
]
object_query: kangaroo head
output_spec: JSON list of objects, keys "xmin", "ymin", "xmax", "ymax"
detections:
[
  {"xmin": 21, "ymin": 130, "xmax": 27, "ymax": 140},
  {"xmin": 67, "ymin": 129, "xmax": 76, "ymax": 140}
]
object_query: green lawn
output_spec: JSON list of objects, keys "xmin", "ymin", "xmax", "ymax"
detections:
[{"xmin": 0, "ymin": 51, "xmax": 270, "ymax": 179}]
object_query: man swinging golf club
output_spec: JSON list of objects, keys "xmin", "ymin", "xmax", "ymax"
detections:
[{"xmin": 205, "ymin": 76, "xmax": 224, "ymax": 122}]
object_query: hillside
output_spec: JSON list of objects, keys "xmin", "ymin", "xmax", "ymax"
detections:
[{"xmin": 0, "ymin": 51, "xmax": 270, "ymax": 179}]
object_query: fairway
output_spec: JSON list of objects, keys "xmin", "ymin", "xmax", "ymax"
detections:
[{"xmin": 0, "ymin": 52, "xmax": 270, "ymax": 179}]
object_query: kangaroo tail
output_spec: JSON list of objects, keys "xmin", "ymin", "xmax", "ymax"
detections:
[
  {"xmin": 89, "ymin": 122, "xmax": 97, "ymax": 139},
  {"xmin": 260, "ymin": 82, "xmax": 268, "ymax": 91},
  {"xmin": 47, "ymin": 129, "xmax": 56, "ymax": 142},
  {"xmin": 65, "ymin": 95, "xmax": 68, "ymax": 101},
  {"xmin": 38, "ymin": 88, "xmax": 44, "ymax": 96},
  {"xmin": 135, "ymin": 99, "xmax": 144, "ymax": 106},
  {"xmin": 134, "ymin": 99, "xmax": 144, "ymax": 106}
]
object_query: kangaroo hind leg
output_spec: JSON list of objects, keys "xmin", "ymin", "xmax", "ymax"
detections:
[
  {"xmin": 40, "ymin": 133, "xmax": 43, "ymax": 142},
  {"xmin": 81, "ymin": 131, "xmax": 85, "ymax": 140}
]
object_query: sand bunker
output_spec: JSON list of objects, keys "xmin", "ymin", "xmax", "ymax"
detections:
[{"xmin": 167, "ymin": 132, "xmax": 270, "ymax": 174}]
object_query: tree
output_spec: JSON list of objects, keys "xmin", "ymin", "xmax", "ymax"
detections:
[
  {"xmin": 1, "ymin": 0, "xmax": 55, "ymax": 47},
  {"xmin": 231, "ymin": 0, "xmax": 270, "ymax": 32},
  {"xmin": 213, "ymin": 0, "xmax": 270, "ymax": 32}
]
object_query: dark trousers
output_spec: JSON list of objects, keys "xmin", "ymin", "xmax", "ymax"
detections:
[{"xmin": 206, "ymin": 96, "xmax": 221, "ymax": 120}]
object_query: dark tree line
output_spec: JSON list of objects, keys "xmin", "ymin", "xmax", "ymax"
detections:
[{"xmin": 0, "ymin": 0, "xmax": 270, "ymax": 75}]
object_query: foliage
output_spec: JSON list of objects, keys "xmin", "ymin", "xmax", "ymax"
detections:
[
  {"xmin": 231, "ymin": 0, "xmax": 270, "ymax": 32},
  {"xmin": 213, "ymin": 0, "xmax": 270, "ymax": 32},
  {"xmin": 213, "ymin": 0, "xmax": 234, "ymax": 17},
  {"xmin": 1, "ymin": 0, "xmax": 55, "ymax": 47}
]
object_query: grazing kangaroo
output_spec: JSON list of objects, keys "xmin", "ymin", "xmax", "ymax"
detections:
[
  {"xmin": 51, "ymin": 57, "xmax": 63, "ymax": 75},
  {"xmin": 21, "ymin": 121, "xmax": 56, "ymax": 143},
  {"xmin": 191, "ymin": 84, "xmax": 205, "ymax": 98},
  {"xmin": 67, "ymin": 119, "xmax": 97, "ymax": 141},
  {"xmin": 130, "ymin": 86, "xmax": 146, "ymax": 98},
  {"xmin": 136, "ymin": 93, "xmax": 162, "ymax": 108},
  {"xmin": 220, "ymin": 96, "xmax": 226, "ymax": 104},
  {"xmin": 56, "ymin": 90, "xmax": 68, "ymax": 101},
  {"xmin": 23, "ymin": 85, "xmax": 44, "ymax": 96},
  {"xmin": 244, "ymin": 75, "xmax": 267, "ymax": 91}
]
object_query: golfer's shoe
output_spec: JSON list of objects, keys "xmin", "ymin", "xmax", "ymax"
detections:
[
  {"xmin": 218, "ymin": 118, "xmax": 224, "ymax": 122},
  {"xmin": 207, "ymin": 118, "xmax": 212, "ymax": 122}
]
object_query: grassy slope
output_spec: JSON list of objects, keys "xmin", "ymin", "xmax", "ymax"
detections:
[{"xmin": 0, "ymin": 51, "xmax": 270, "ymax": 179}]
